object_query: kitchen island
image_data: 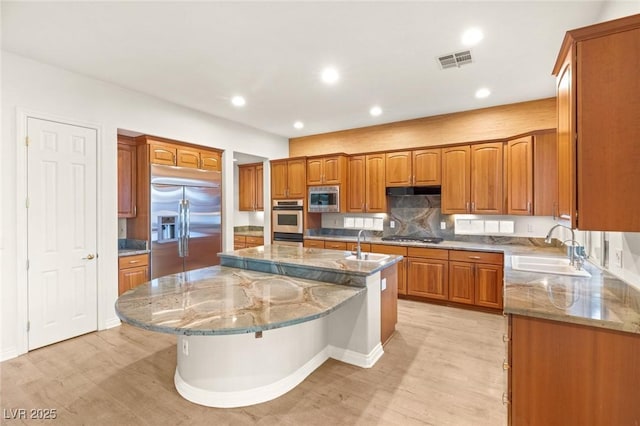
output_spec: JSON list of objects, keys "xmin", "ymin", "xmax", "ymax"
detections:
[{"xmin": 116, "ymin": 245, "xmax": 401, "ymax": 408}]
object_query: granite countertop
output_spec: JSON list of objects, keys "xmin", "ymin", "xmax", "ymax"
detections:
[
  {"xmin": 115, "ymin": 266, "xmax": 364, "ymax": 336},
  {"xmin": 118, "ymin": 248, "xmax": 150, "ymax": 257},
  {"xmin": 235, "ymin": 231, "xmax": 265, "ymax": 238},
  {"xmin": 219, "ymin": 245, "xmax": 403, "ymax": 287}
]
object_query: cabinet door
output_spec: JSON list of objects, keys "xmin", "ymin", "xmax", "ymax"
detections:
[
  {"xmin": 149, "ymin": 141, "xmax": 176, "ymax": 165},
  {"xmin": 371, "ymin": 244, "xmax": 408, "ymax": 296},
  {"xmin": 577, "ymin": 28, "xmax": 640, "ymax": 231},
  {"xmin": 271, "ymin": 160, "xmax": 288, "ymax": 199},
  {"xmin": 365, "ymin": 154, "xmax": 386, "ymax": 212},
  {"xmin": 385, "ymin": 151, "xmax": 412, "ymax": 187},
  {"xmin": 306, "ymin": 158, "xmax": 323, "ymax": 185},
  {"xmin": 506, "ymin": 137, "xmax": 533, "ymax": 215},
  {"xmin": 471, "ymin": 142, "xmax": 503, "ymax": 214},
  {"xmin": 255, "ymin": 164, "xmax": 264, "ymax": 211},
  {"xmin": 118, "ymin": 266, "xmax": 149, "ymax": 296},
  {"xmin": 287, "ymin": 159, "xmax": 307, "ymax": 199},
  {"xmin": 449, "ymin": 261, "xmax": 475, "ymax": 305},
  {"xmin": 176, "ymin": 147, "xmax": 200, "ymax": 168},
  {"xmin": 117, "ymin": 142, "xmax": 137, "ymax": 218},
  {"xmin": 475, "ymin": 263, "xmax": 503, "ymax": 309},
  {"xmin": 238, "ymin": 165, "xmax": 256, "ymax": 211},
  {"xmin": 407, "ymin": 258, "xmax": 448, "ymax": 300},
  {"xmin": 322, "ymin": 156, "xmax": 343, "ymax": 184},
  {"xmin": 413, "ymin": 148, "xmax": 441, "ymax": 186},
  {"xmin": 534, "ymin": 132, "xmax": 558, "ymax": 217},
  {"xmin": 200, "ymin": 150, "xmax": 221, "ymax": 171},
  {"xmin": 442, "ymin": 146, "xmax": 471, "ymax": 214},
  {"xmin": 556, "ymin": 46, "xmax": 577, "ymax": 226},
  {"xmin": 348, "ymin": 156, "xmax": 366, "ymax": 212}
]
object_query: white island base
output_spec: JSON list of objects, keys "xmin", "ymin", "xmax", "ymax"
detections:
[{"xmin": 174, "ymin": 274, "xmax": 383, "ymax": 408}]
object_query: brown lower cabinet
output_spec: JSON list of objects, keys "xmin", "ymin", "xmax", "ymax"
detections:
[
  {"xmin": 234, "ymin": 234, "xmax": 264, "ymax": 250},
  {"xmin": 509, "ymin": 315, "xmax": 640, "ymax": 425},
  {"xmin": 370, "ymin": 244, "xmax": 407, "ymax": 295},
  {"xmin": 407, "ymin": 247, "xmax": 449, "ymax": 299},
  {"xmin": 118, "ymin": 254, "xmax": 149, "ymax": 296}
]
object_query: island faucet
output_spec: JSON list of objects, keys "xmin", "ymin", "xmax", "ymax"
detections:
[
  {"xmin": 544, "ymin": 224, "xmax": 581, "ymax": 268},
  {"xmin": 356, "ymin": 229, "xmax": 366, "ymax": 260}
]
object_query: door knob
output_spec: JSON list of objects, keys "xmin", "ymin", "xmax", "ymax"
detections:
[{"xmin": 82, "ymin": 254, "xmax": 95, "ymax": 260}]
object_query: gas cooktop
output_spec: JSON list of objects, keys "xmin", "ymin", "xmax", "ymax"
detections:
[{"xmin": 381, "ymin": 235, "xmax": 444, "ymax": 244}]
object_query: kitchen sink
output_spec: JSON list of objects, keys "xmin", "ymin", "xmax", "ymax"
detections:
[
  {"xmin": 511, "ymin": 255, "xmax": 591, "ymax": 277},
  {"xmin": 345, "ymin": 253, "xmax": 390, "ymax": 262}
]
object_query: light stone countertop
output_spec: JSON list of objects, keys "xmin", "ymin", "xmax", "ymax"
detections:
[
  {"xmin": 234, "ymin": 231, "xmax": 265, "ymax": 238},
  {"xmin": 115, "ymin": 266, "xmax": 364, "ymax": 336},
  {"xmin": 118, "ymin": 249, "xmax": 150, "ymax": 257}
]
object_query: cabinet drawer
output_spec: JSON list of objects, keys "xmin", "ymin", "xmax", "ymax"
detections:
[
  {"xmin": 449, "ymin": 250, "xmax": 503, "ymax": 265},
  {"xmin": 246, "ymin": 236, "xmax": 264, "ymax": 246},
  {"xmin": 347, "ymin": 242, "xmax": 371, "ymax": 252},
  {"xmin": 407, "ymin": 247, "xmax": 449, "ymax": 260},
  {"xmin": 234, "ymin": 235, "xmax": 246, "ymax": 244},
  {"xmin": 304, "ymin": 239, "xmax": 325, "ymax": 249},
  {"xmin": 370, "ymin": 244, "xmax": 407, "ymax": 256},
  {"xmin": 119, "ymin": 254, "xmax": 149, "ymax": 269},
  {"xmin": 324, "ymin": 241, "xmax": 348, "ymax": 250}
]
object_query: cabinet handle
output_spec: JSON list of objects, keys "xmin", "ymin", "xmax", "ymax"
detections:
[
  {"xmin": 471, "ymin": 202, "xmax": 475, "ymax": 212},
  {"xmin": 502, "ymin": 360, "xmax": 510, "ymax": 371},
  {"xmin": 527, "ymin": 201, "xmax": 532, "ymax": 214},
  {"xmin": 171, "ymin": 152, "xmax": 176, "ymax": 165},
  {"xmin": 502, "ymin": 393, "xmax": 510, "ymax": 405},
  {"xmin": 553, "ymin": 202, "xmax": 557, "ymax": 220},
  {"xmin": 469, "ymin": 256, "xmax": 481, "ymax": 260},
  {"xmin": 502, "ymin": 334, "xmax": 510, "ymax": 342},
  {"xmin": 128, "ymin": 260, "xmax": 140, "ymax": 264},
  {"xmin": 133, "ymin": 205, "xmax": 137, "ymax": 216}
]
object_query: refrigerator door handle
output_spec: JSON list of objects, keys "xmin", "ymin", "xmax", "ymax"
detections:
[
  {"xmin": 184, "ymin": 200, "xmax": 191, "ymax": 257},
  {"xmin": 178, "ymin": 200, "xmax": 186, "ymax": 258}
]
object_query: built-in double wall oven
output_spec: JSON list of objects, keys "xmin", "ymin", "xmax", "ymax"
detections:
[{"xmin": 272, "ymin": 199, "xmax": 304, "ymax": 246}]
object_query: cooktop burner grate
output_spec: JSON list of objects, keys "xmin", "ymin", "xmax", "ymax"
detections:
[{"xmin": 381, "ymin": 236, "xmax": 444, "ymax": 244}]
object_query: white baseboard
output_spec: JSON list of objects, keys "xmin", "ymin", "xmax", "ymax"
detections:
[
  {"xmin": 174, "ymin": 347, "xmax": 330, "ymax": 408},
  {"xmin": 1, "ymin": 346, "xmax": 21, "ymax": 362},
  {"xmin": 103, "ymin": 317, "xmax": 121, "ymax": 329},
  {"xmin": 329, "ymin": 343, "xmax": 384, "ymax": 368}
]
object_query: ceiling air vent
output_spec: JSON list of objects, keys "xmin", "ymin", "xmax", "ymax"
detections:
[{"xmin": 438, "ymin": 50, "xmax": 473, "ymax": 70}]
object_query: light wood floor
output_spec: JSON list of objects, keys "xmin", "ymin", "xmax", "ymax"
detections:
[{"xmin": 1, "ymin": 300, "xmax": 507, "ymax": 425}]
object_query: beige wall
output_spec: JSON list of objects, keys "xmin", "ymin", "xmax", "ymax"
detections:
[{"xmin": 289, "ymin": 97, "xmax": 556, "ymax": 157}]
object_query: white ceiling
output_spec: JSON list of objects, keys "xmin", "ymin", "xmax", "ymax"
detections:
[{"xmin": 2, "ymin": 1, "xmax": 609, "ymax": 138}]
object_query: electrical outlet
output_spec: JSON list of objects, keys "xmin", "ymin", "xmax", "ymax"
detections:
[
  {"xmin": 381, "ymin": 278, "xmax": 387, "ymax": 291},
  {"xmin": 182, "ymin": 339, "xmax": 189, "ymax": 356},
  {"xmin": 390, "ymin": 220, "xmax": 395, "ymax": 229},
  {"xmin": 615, "ymin": 249, "xmax": 623, "ymax": 267},
  {"xmin": 527, "ymin": 224, "xmax": 534, "ymax": 233},
  {"xmin": 440, "ymin": 221, "xmax": 446, "ymax": 230}
]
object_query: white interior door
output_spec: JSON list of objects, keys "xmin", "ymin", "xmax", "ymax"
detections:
[{"xmin": 27, "ymin": 117, "xmax": 98, "ymax": 350}]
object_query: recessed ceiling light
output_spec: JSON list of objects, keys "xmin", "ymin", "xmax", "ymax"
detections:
[
  {"xmin": 369, "ymin": 106, "xmax": 383, "ymax": 117},
  {"xmin": 293, "ymin": 121, "xmax": 304, "ymax": 129},
  {"xmin": 231, "ymin": 95, "xmax": 246, "ymax": 107},
  {"xmin": 321, "ymin": 67, "xmax": 340, "ymax": 84},
  {"xmin": 475, "ymin": 88, "xmax": 491, "ymax": 99},
  {"xmin": 462, "ymin": 27, "xmax": 484, "ymax": 46}
]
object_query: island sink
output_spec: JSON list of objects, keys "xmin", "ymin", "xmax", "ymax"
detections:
[
  {"xmin": 511, "ymin": 255, "xmax": 591, "ymax": 278},
  {"xmin": 345, "ymin": 253, "xmax": 389, "ymax": 262}
]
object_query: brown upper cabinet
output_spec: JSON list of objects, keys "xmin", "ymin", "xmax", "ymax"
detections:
[
  {"xmin": 306, "ymin": 155, "xmax": 347, "ymax": 185},
  {"xmin": 271, "ymin": 158, "xmax": 306, "ymax": 199},
  {"xmin": 505, "ymin": 136, "xmax": 533, "ymax": 215},
  {"xmin": 533, "ymin": 132, "xmax": 558, "ymax": 217},
  {"xmin": 117, "ymin": 138, "xmax": 137, "ymax": 218},
  {"xmin": 238, "ymin": 162, "xmax": 264, "ymax": 211},
  {"xmin": 385, "ymin": 149, "xmax": 441, "ymax": 187},
  {"xmin": 442, "ymin": 142, "xmax": 503, "ymax": 214},
  {"xmin": 553, "ymin": 14, "xmax": 640, "ymax": 231},
  {"xmin": 148, "ymin": 138, "xmax": 221, "ymax": 171},
  {"xmin": 347, "ymin": 154, "xmax": 386, "ymax": 213}
]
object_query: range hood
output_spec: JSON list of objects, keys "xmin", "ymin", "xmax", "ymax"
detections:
[{"xmin": 386, "ymin": 186, "xmax": 441, "ymax": 196}]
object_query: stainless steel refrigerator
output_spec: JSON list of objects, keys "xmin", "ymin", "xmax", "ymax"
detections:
[{"xmin": 150, "ymin": 164, "xmax": 221, "ymax": 279}]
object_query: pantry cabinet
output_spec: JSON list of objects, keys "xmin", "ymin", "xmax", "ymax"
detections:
[
  {"xmin": 553, "ymin": 14, "xmax": 640, "ymax": 231},
  {"xmin": 306, "ymin": 155, "xmax": 347, "ymax": 185},
  {"xmin": 271, "ymin": 158, "xmax": 307, "ymax": 199},
  {"xmin": 238, "ymin": 163, "xmax": 263, "ymax": 211},
  {"xmin": 118, "ymin": 139, "xmax": 137, "ymax": 218},
  {"xmin": 386, "ymin": 149, "xmax": 441, "ymax": 187}
]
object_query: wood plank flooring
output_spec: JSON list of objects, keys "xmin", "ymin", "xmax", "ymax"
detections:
[{"xmin": 1, "ymin": 300, "xmax": 507, "ymax": 425}]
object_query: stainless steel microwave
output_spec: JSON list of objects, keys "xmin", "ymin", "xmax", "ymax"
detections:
[{"xmin": 308, "ymin": 185, "xmax": 339, "ymax": 213}]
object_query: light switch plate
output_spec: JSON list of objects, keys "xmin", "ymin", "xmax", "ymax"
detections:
[
  {"xmin": 381, "ymin": 278, "xmax": 387, "ymax": 291},
  {"xmin": 615, "ymin": 249, "xmax": 623, "ymax": 267},
  {"xmin": 344, "ymin": 217, "xmax": 355, "ymax": 228},
  {"xmin": 364, "ymin": 218, "xmax": 374, "ymax": 229},
  {"xmin": 354, "ymin": 218, "xmax": 364, "ymax": 228}
]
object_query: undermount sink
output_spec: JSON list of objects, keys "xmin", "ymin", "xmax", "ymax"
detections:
[
  {"xmin": 345, "ymin": 253, "xmax": 390, "ymax": 262},
  {"xmin": 511, "ymin": 255, "xmax": 591, "ymax": 278}
]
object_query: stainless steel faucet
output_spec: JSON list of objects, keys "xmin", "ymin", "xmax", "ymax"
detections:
[
  {"xmin": 356, "ymin": 229, "xmax": 366, "ymax": 260},
  {"xmin": 544, "ymin": 224, "xmax": 582, "ymax": 268}
]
